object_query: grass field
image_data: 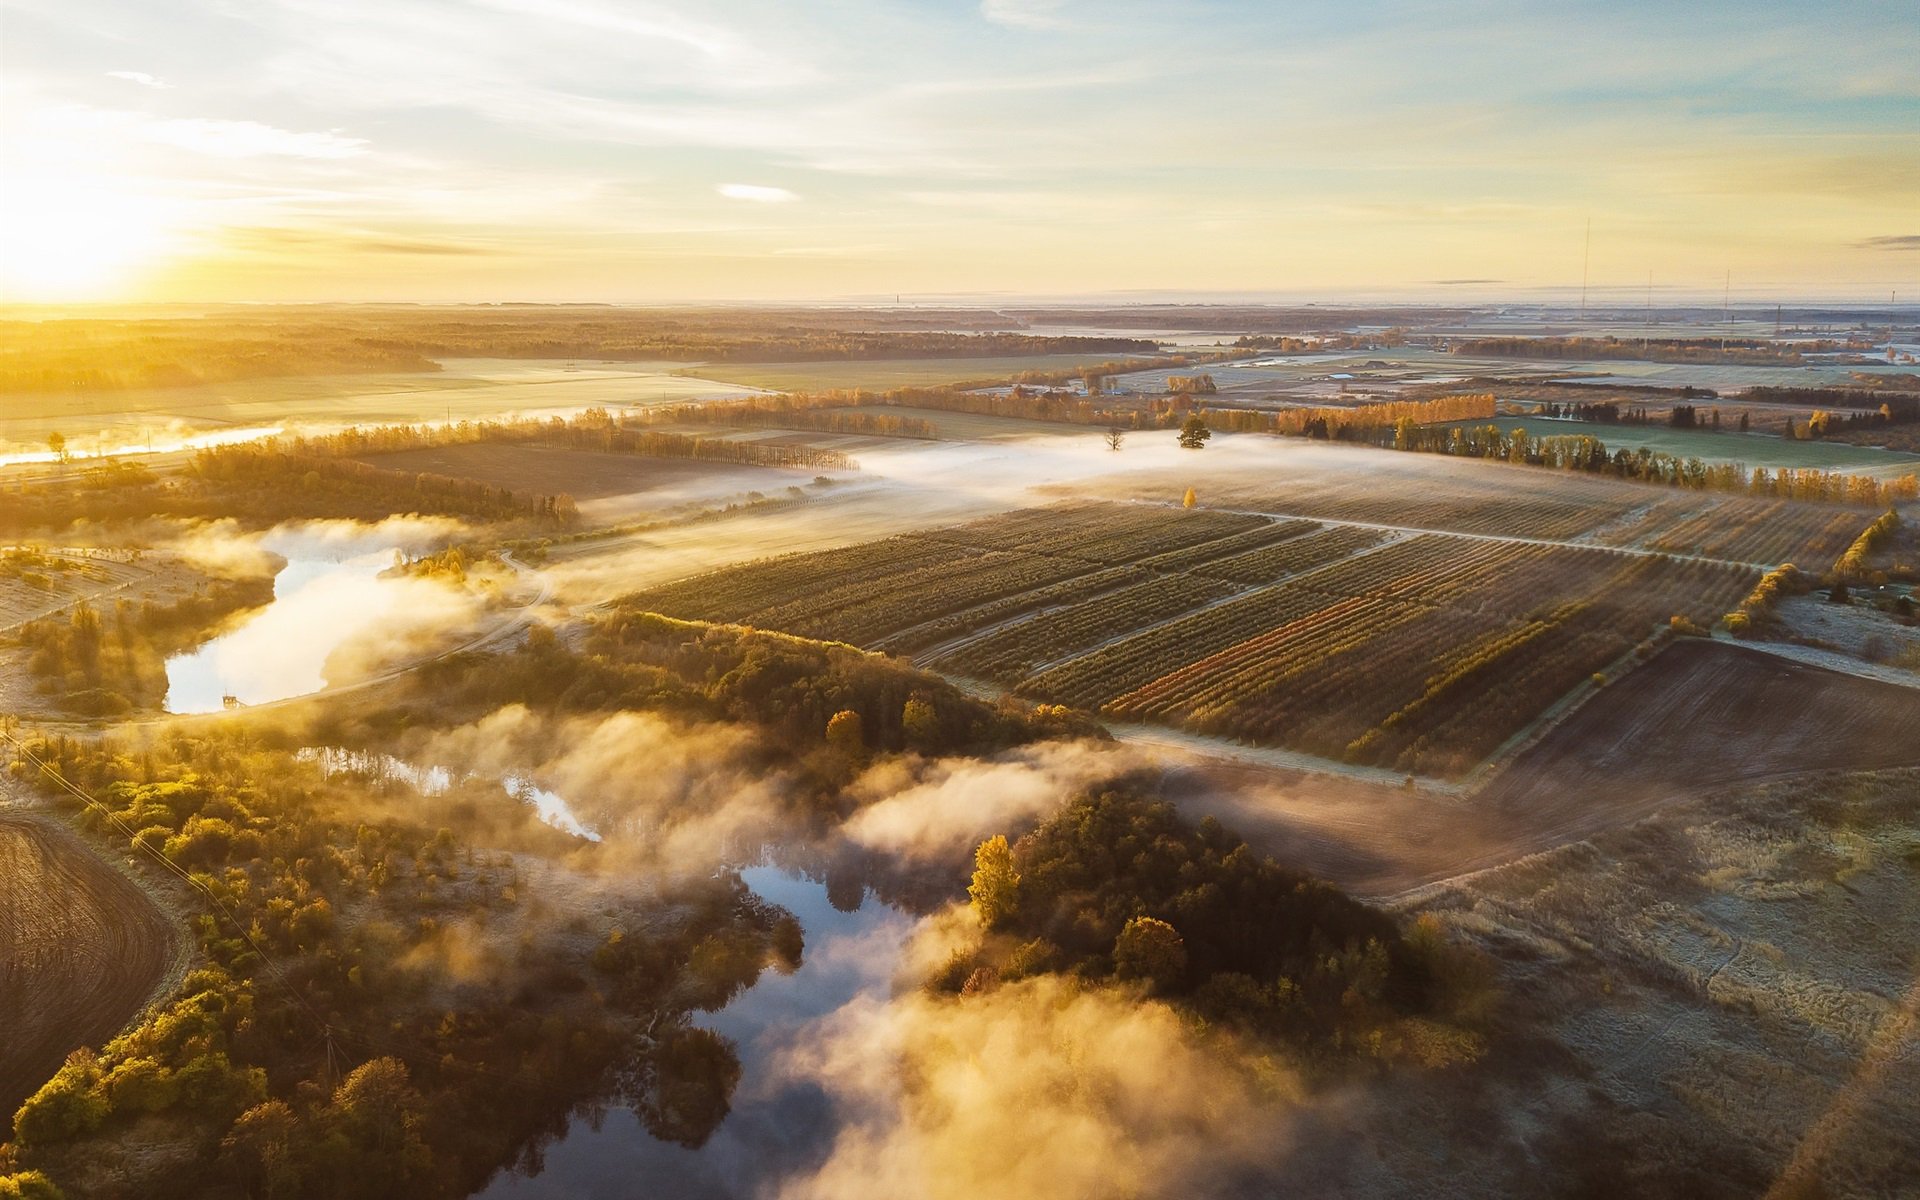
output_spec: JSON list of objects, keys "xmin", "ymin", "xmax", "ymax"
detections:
[
  {"xmin": 0, "ymin": 359, "xmax": 761, "ymax": 461},
  {"xmin": 1397, "ymin": 767, "xmax": 1920, "ymax": 1197},
  {"xmin": 673, "ymin": 354, "xmax": 1153, "ymax": 391},
  {"xmin": 813, "ymin": 404, "xmax": 1093, "ymax": 440},
  {"xmin": 353, "ymin": 442, "xmax": 816, "ymax": 502},
  {"xmin": 1449, "ymin": 416, "xmax": 1920, "ymax": 478}
]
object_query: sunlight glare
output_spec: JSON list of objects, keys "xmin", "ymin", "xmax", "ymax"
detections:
[{"xmin": 0, "ymin": 170, "xmax": 182, "ymax": 299}]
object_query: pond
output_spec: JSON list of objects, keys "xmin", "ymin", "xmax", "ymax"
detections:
[
  {"xmin": 475, "ymin": 863, "xmax": 914, "ymax": 1199},
  {"xmin": 164, "ymin": 525, "xmax": 442, "ymax": 713}
]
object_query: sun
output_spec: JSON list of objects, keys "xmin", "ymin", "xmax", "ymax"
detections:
[{"xmin": 0, "ymin": 169, "xmax": 182, "ymax": 300}]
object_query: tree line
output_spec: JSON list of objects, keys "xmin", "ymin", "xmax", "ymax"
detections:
[
  {"xmin": 1204, "ymin": 392, "xmax": 1497, "ymax": 438},
  {"xmin": 1451, "ymin": 335, "xmax": 1822, "ymax": 366},
  {"xmin": 1372, "ymin": 420, "xmax": 1919, "ymax": 507},
  {"xmin": 636, "ymin": 399, "xmax": 939, "ymax": 439},
  {"xmin": 1, "ymin": 312, "xmax": 1159, "ymax": 393}
]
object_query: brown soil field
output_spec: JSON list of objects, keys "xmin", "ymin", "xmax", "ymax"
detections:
[
  {"xmin": 1482, "ymin": 639, "xmax": 1920, "ymax": 813},
  {"xmin": 0, "ymin": 812, "xmax": 179, "ymax": 1131},
  {"xmin": 1155, "ymin": 638, "xmax": 1920, "ymax": 900},
  {"xmin": 1259, "ymin": 769, "xmax": 1920, "ymax": 1199},
  {"xmin": 354, "ymin": 442, "xmax": 813, "ymax": 501}
]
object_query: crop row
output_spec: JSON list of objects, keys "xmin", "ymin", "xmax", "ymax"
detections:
[
  {"xmin": 755, "ymin": 549, "xmax": 1117, "ymax": 643},
  {"xmin": 1027, "ymin": 535, "xmax": 1759, "ymax": 777},
  {"xmin": 626, "ymin": 536, "xmax": 973, "ymax": 623},
  {"xmin": 1108, "ymin": 539, "xmax": 1540, "ymax": 720},
  {"xmin": 1643, "ymin": 499, "xmax": 1873, "ymax": 566},
  {"xmin": 1207, "ymin": 478, "xmax": 1639, "ymax": 541},
  {"xmin": 922, "ymin": 503, "xmax": 1265, "ymax": 564},
  {"xmin": 628, "ymin": 500, "xmax": 1254, "ymax": 639},
  {"xmin": 1133, "ymin": 518, "xmax": 1321, "ymax": 574},
  {"xmin": 1035, "ymin": 511, "xmax": 1273, "ymax": 565},
  {"xmin": 1193, "ymin": 525, "xmax": 1389, "ymax": 584},
  {"xmin": 930, "ymin": 571, "xmax": 1240, "ymax": 682},
  {"xmin": 872, "ymin": 564, "xmax": 1149, "ymax": 655},
  {"xmin": 1020, "ymin": 585, "xmax": 1334, "ymax": 710}
]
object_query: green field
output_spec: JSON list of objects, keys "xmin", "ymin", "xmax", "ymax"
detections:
[
  {"xmin": 1447, "ymin": 416, "xmax": 1920, "ymax": 478},
  {"xmin": 674, "ymin": 353, "xmax": 1149, "ymax": 392},
  {"xmin": 814, "ymin": 404, "xmax": 1091, "ymax": 440},
  {"xmin": 0, "ymin": 359, "xmax": 762, "ymax": 459}
]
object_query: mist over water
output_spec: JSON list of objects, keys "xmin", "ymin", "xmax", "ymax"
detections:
[
  {"xmin": 164, "ymin": 517, "xmax": 475, "ymax": 712},
  {"xmin": 300, "ymin": 747, "xmax": 600, "ymax": 841},
  {"xmin": 0, "ymin": 424, "xmax": 288, "ymax": 468},
  {"xmin": 478, "ymin": 866, "xmax": 914, "ymax": 1200}
]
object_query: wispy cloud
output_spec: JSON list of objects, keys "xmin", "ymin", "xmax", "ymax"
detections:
[
  {"xmin": 6, "ymin": 0, "xmax": 1919, "ymax": 302},
  {"xmin": 148, "ymin": 118, "xmax": 368, "ymax": 160},
  {"xmin": 981, "ymin": 0, "xmax": 1069, "ymax": 30},
  {"xmin": 1856, "ymin": 235, "xmax": 1920, "ymax": 252},
  {"xmin": 106, "ymin": 70, "xmax": 172, "ymax": 89},
  {"xmin": 718, "ymin": 182, "xmax": 797, "ymax": 203}
]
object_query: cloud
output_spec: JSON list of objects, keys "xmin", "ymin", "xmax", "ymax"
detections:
[
  {"xmin": 147, "ymin": 118, "xmax": 368, "ymax": 159},
  {"xmin": 718, "ymin": 182, "xmax": 798, "ymax": 203},
  {"xmin": 981, "ymin": 0, "xmax": 1069, "ymax": 30},
  {"xmin": 231, "ymin": 225, "xmax": 499, "ymax": 256},
  {"xmin": 1856, "ymin": 235, "xmax": 1920, "ymax": 252},
  {"xmin": 106, "ymin": 70, "xmax": 171, "ymax": 89},
  {"xmin": 841, "ymin": 740, "xmax": 1143, "ymax": 863},
  {"xmin": 401, "ymin": 706, "xmax": 789, "ymax": 867},
  {"xmin": 769, "ymin": 974, "xmax": 1305, "ymax": 1200}
]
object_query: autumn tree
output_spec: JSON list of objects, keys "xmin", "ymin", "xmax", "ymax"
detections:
[
  {"xmin": 46, "ymin": 431, "xmax": 68, "ymax": 465},
  {"xmin": 1114, "ymin": 915, "xmax": 1187, "ymax": 992},
  {"xmin": 221, "ymin": 1099, "xmax": 301, "ymax": 1200},
  {"xmin": 323, "ymin": 1058, "xmax": 430, "ymax": 1195},
  {"xmin": 969, "ymin": 834, "xmax": 1021, "ymax": 929},
  {"xmin": 1182, "ymin": 486, "xmax": 1197, "ymax": 508},
  {"xmin": 0, "ymin": 1171, "xmax": 64, "ymax": 1200},
  {"xmin": 1177, "ymin": 413, "xmax": 1211, "ymax": 449},
  {"xmin": 825, "ymin": 708, "xmax": 864, "ymax": 756},
  {"xmin": 901, "ymin": 696, "xmax": 939, "ymax": 749}
]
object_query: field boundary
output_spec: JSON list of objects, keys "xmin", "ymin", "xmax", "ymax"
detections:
[{"xmin": 1121, "ymin": 496, "xmax": 1786, "ymax": 571}]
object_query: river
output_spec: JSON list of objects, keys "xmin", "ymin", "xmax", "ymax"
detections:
[{"xmin": 477, "ymin": 863, "xmax": 913, "ymax": 1199}]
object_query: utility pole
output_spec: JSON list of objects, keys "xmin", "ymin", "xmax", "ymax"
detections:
[
  {"xmin": 1721, "ymin": 270, "xmax": 1731, "ymax": 352},
  {"xmin": 1643, "ymin": 271, "xmax": 1652, "ymax": 351},
  {"xmin": 1579, "ymin": 218, "xmax": 1591, "ymax": 319}
]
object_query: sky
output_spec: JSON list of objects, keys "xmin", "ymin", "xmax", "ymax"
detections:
[{"xmin": 1, "ymin": 0, "xmax": 1915, "ymax": 304}]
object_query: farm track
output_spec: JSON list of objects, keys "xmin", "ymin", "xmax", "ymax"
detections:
[
  {"xmin": 1122, "ymin": 497, "xmax": 1791, "ymax": 570},
  {"xmin": 1712, "ymin": 631, "xmax": 1920, "ymax": 692},
  {"xmin": 1476, "ymin": 639, "xmax": 1920, "ymax": 812},
  {"xmin": 0, "ymin": 809, "xmax": 180, "ymax": 1131}
]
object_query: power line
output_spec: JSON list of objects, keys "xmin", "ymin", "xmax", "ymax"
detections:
[{"xmin": 0, "ymin": 729, "xmax": 585, "ymax": 1091}]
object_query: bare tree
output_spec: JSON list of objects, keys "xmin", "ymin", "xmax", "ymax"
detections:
[{"xmin": 1104, "ymin": 426, "xmax": 1125, "ymax": 452}]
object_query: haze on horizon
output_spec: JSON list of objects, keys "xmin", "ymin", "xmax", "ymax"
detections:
[{"xmin": 2, "ymin": 0, "xmax": 1916, "ymax": 306}]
